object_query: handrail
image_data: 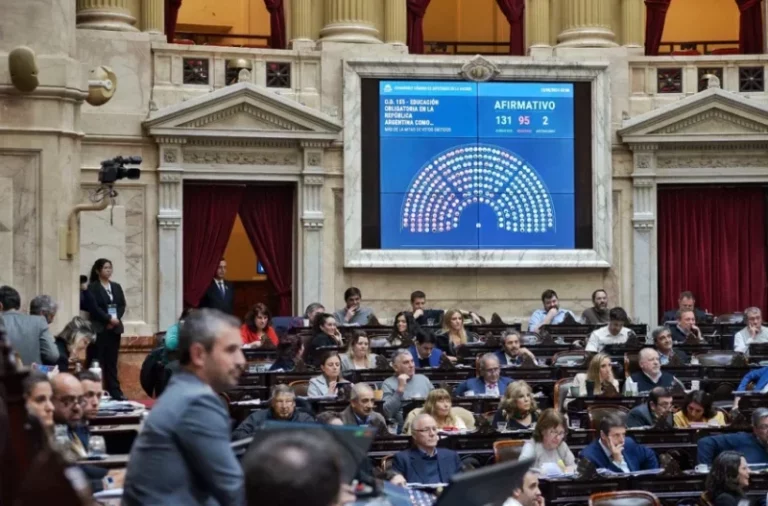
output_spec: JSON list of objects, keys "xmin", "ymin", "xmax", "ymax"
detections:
[
  {"xmin": 174, "ymin": 31, "xmax": 271, "ymax": 47},
  {"xmin": 658, "ymin": 40, "xmax": 739, "ymax": 54}
]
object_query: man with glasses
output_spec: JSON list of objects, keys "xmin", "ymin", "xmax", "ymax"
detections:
[
  {"xmin": 232, "ymin": 384, "xmax": 316, "ymax": 439},
  {"xmin": 626, "ymin": 387, "xmax": 674, "ymax": 428},
  {"xmin": 698, "ymin": 408, "xmax": 768, "ymax": 465},
  {"xmin": 454, "ymin": 354, "xmax": 512, "ymax": 397},
  {"xmin": 391, "ymin": 414, "xmax": 463, "ymax": 485}
]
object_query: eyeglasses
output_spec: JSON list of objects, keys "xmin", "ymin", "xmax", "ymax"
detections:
[
  {"xmin": 413, "ymin": 427, "xmax": 439, "ymax": 434},
  {"xmin": 485, "ymin": 367, "xmax": 501, "ymax": 373},
  {"xmin": 55, "ymin": 396, "xmax": 86, "ymax": 408},
  {"xmin": 545, "ymin": 429, "xmax": 566, "ymax": 438}
]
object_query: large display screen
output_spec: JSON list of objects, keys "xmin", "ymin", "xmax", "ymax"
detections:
[{"xmin": 378, "ymin": 80, "xmax": 575, "ymax": 250}]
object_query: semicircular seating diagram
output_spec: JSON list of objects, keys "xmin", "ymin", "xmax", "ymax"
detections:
[{"xmin": 401, "ymin": 144, "xmax": 556, "ymax": 235}]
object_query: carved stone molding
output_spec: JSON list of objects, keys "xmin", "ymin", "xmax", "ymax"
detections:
[
  {"xmin": 159, "ymin": 172, "xmax": 182, "ymax": 183},
  {"xmin": 300, "ymin": 140, "xmax": 334, "ymax": 149},
  {"xmin": 658, "ymin": 110, "xmax": 768, "ymax": 135},
  {"xmin": 657, "ymin": 155, "xmax": 768, "ymax": 169},
  {"xmin": 183, "ymin": 150, "xmax": 299, "ymax": 165},
  {"xmin": 189, "ymin": 138, "xmax": 297, "ymax": 149},
  {"xmin": 158, "ymin": 215, "xmax": 181, "ymax": 228},
  {"xmin": 307, "ymin": 153, "xmax": 322, "ymax": 166},
  {"xmin": 155, "ymin": 137, "xmax": 187, "ymax": 145},
  {"xmin": 163, "ymin": 150, "xmax": 178, "ymax": 164},
  {"xmin": 635, "ymin": 155, "xmax": 651, "ymax": 169},
  {"xmin": 304, "ymin": 175, "xmax": 324, "ymax": 186},
  {"xmin": 632, "ymin": 220, "xmax": 654, "ymax": 230},
  {"xmin": 632, "ymin": 178, "xmax": 654, "ymax": 188},
  {"xmin": 179, "ymin": 103, "xmax": 308, "ymax": 131},
  {"xmin": 625, "ymin": 143, "xmax": 659, "ymax": 152},
  {"xmin": 302, "ymin": 218, "xmax": 324, "ymax": 229},
  {"xmin": 460, "ymin": 56, "xmax": 500, "ymax": 82}
]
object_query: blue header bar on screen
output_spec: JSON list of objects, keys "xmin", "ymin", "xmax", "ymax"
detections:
[
  {"xmin": 478, "ymin": 83, "xmax": 574, "ymax": 98},
  {"xmin": 380, "ymin": 81, "xmax": 477, "ymax": 96}
]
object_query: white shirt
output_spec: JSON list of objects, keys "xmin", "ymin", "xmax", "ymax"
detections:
[
  {"xmin": 733, "ymin": 326, "xmax": 768, "ymax": 354},
  {"xmin": 585, "ymin": 326, "xmax": 631, "ymax": 353},
  {"xmin": 485, "ymin": 383, "xmax": 500, "ymax": 397}
]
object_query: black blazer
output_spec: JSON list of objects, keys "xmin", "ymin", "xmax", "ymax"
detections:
[
  {"xmin": 198, "ymin": 280, "xmax": 235, "ymax": 315},
  {"xmin": 87, "ymin": 281, "xmax": 126, "ymax": 335}
]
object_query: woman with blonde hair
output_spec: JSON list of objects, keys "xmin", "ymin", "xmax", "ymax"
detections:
[
  {"xmin": 493, "ymin": 380, "xmax": 539, "ymax": 430},
  {"xmin": 340, "ymin": 331, "xmax": 379, "ymax": 372},
  {"xmin": 403, "ymin": 388, "xmax": 468, "ymax": 433},
  {"xmin": 436, "ymin": 309, "xmax": 478, "ymax": 355},
  {"xmin": 571, "ymin": 353, "xmax": 619, "ymax": 396}
]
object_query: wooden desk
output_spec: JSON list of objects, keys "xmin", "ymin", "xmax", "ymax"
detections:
[
  {"xmin": 91, "ymin": 411, "xmax": 143, "ymax": 426},
  {"xmin": 79, "ymin": 454, "xmax": 129, "ymax": 469},
  {"xmin": 91, "ymin": 424, "xmax": 140, "ymax": 454}
]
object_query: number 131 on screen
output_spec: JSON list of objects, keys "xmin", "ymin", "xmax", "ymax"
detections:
[{"xmin": 495, "ymin": 115, "xmax": 550, "ymax": 126}]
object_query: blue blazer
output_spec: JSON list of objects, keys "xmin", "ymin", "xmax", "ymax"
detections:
[
  {"xmin": 454, "ymin": 376, "xmax": 512, "ymax": 396},
  {"xmin": 579, "ymin": 437, "xmax": 658, "ymax": 473},
  {"xmin": 737, "ymin": 366, "xmax": 768, "ymax": 392},
  {"xmin": 392, "ymin": 447, "xmax": 463, "ymax": 484},
  {"xmin": 409, "ymin": 345, "xmax": 442, "ymax": 368},
  {"xmin": 493, "ymin": 350, "xmax": 525, "ymax": 367},
  {"xmin": 697, "ymin": 432, "xmax": 768, "ymax": 465}
]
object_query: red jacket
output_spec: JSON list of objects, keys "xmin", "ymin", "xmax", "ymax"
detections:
[{"xmin": 240, "ymin": 324, "xmax": 278, "ymax": 346}]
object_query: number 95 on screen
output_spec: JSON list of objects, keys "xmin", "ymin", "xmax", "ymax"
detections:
[{"xmin": 495, "ymin": 114, "xmax": 550, "ymax": 128}]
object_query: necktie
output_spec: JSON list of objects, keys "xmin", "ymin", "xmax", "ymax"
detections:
[
  {"xmin": 487, "ymin": 383, "xmax": 497, "ymax": 390},
  {"xmin": 219, "ymin": 281, "xmax": 225, "ymax": 295}
]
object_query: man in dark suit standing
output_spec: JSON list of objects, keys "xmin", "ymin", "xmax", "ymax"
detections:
[
  {"xmin": 199, "ymin": 259, "xmax": 235, "ymax": 315},
  {"xmin": 391, "ymin": 413, "xmax": 463, "ymax": 485}
]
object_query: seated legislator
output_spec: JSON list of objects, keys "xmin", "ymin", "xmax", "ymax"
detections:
[
  {"xmin": 308, "ymin": 351, "xmax": 350, "ymax": 397},
  {"xmin": 268, "ymin": 335, "xmax": 304, "ymax": 372},
  {"xmin": 340, "ymin": 331, "xmax": 379, "ymax": 371},
  {"xmin": 571, "ymin": 353, "xmax": 620, "ymax": 397},
  {"xmin": 528, "ymin": 289, "xmax": 577, "ymax": 332},
  {"xmin": 734, "ymin": 307, "xmax": 768, "ymax": 355},
  {"xmin": 233, "ymin": 384, "xmax": 316, "ymax": 440},
  {"xmin": 504, "ymin": 470, "xmax": 544, "ymax": 506},
  {"xmin": 626, "ymin": 387, "xmax": 674, "ymax": 428},
  {"xmin": 737, "ymin": 366, "xmax": 768, "ymax": 393},
  {"xmin": 303, "ymin": 313, "xmax": 344, "ymax": 367},
  {"xmin": 340, "ymin": 383, "xmax": 388, "ymax": 438},
  {"xmin": 334, "ymin": 286, "xmax": 376, "ymax": 326},
  {"xmin": 581, "ymin": 289, "xmax": 610, "ymax": 325},
  {"xmin": 674, "ymin": 390, "xmax": 726, "ymax": 428},
  {"xmin": 381, "ymin": 349, "xmax": 434, "ymax": 426},
  {"xmin": 519, "ymin": 408, "xmax": 576, "ymax": 474},
  {"xmin": 54, "ymin": 316, "xmax": 95, "ymax": 373},
  {"xmin": 703, "ymin": 451, "xmax": 753, "ymax": 506},
  {"xmin": 435, "ymin": 309, "xmax": 478, "ymax": 356},
  {"xmin": 580, "ymin": 413, "xmax": 659, "ymax": 473},
  {"xmin": 652, "ymin": 326, "xmax": 689, "ymax": 365},
  {"xmin": 403, "ymin": 388, "xmax": 469, "ymax": 434},
  {"xmin": 408, "ymin": 290, "xmax": 445, "ymax": 327},
  {"xmin": 454, "ymin": 353, "xmax": 512, "ymax": 397},
  {"xmin": 373, "ymin": 311, "xmax": 417, "ymax": 348},
  {"xmin": 493, "ymin": 380, "xmax": 540, "ymax": 430},
  {"xmin": 584, "ymin": 307, "xmax": 632, "ymax": 353},
  {"xmin": 660, "ymin": 290, "xmax": 707, "ymax": 324},
  {"xmin": 391, "ymin": 414, "xmax": 463, "ymax": 485},
  {"xmin": 240, "ymin": 303, "xmax": 279, "ymax": 348},
  {"xmin": 409, "ymin": 330, "xmax": 447, "ymax": 368},
  {"xmin": 495, "ymin": 329, "xmax": 537, "ymax": 367},
  {"xmin": 697, "ymin": 408, "xmax": 768, "ymax": 466},
  {"xmin": 628, "ymin": 347, "xmax": 681, "ymax": 393},
  {"xmin": 668, "ymin": 309, "xmax": 703, "ymax": 344}
]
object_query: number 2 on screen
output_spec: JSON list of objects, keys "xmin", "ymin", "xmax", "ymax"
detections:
[{"xmin": 542, "ymin": 116, "xmax": 549, "ymax": 126}]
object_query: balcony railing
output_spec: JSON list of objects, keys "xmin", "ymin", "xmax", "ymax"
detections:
[
  {"xmin": 424, "ymin": 40, "xmax": 510, "ymax": 55},
  {"xmin": 174, "ymin": 31, "xmax": 271, "ymax": 48},
  {"xmin": 658, "ymin": 40, "xmax": 740, "ymax": 56}
]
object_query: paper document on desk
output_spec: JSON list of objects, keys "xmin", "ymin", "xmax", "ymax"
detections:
[
  {"xmin": 93, "ymin": 488, "xmax": 123, "ymax": 499},
  {"xmin": 597, "ymin": 468, "xmax": 663, "ymax": 477}
]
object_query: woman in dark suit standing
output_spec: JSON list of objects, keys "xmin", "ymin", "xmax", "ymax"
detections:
[{"xmin": 87, "ymin": 258, "xmax": 127, "ymax": 400}]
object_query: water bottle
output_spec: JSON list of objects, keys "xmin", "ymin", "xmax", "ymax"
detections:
[{"xmin": 89, "ymin": 360, "xmax": 102, "ymax": 380}]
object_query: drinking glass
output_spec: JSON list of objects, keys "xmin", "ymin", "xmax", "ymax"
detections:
[{"xmin": 89, "ymin": 435, "xmax": 107, "ymax": 457}]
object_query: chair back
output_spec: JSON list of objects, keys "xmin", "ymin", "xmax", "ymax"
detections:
[
  {"xmin": 554, "ymin": 377, "xmax": 575, "ymax": 412},
  {"xmin": 453, "ymin": 407, "xmax": 476, "ymax": 430},
  {"xmin": 288, "ymin": 379, "xmax": 309, "ymax": 397},
  {"xmin": 492, "ymin": 439, "xmax": 525, "ymax": 463},
  {"xmin": 552, "ymin": 350, "xmax": 589, "ymax": 366},
  {"xmin": 588, "ymin": 491, "xmax": 661, "ymax": 506},
  {"xmin": 587, "ymin": 405, "xmax": 630, "ymax": 432}
]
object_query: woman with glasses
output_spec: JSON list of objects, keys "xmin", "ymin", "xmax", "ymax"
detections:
[{"xmin": 519, "ymin": 408, "xmax": 576, "ymax": 474}]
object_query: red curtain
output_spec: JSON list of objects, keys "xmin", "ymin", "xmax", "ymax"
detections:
[
  {"xmin": 407, "ymin": 0, "xmax": 432, "ymax": 54},
  {"xmin": 238, "ymin": 186, "xmax": 295, "ymax": 316},
  {"xmin": 496, "ymin": 0, "xmax": 526, "ymax": 55},
  {"xmin": 736, "ymin": 0, "xmax": 764, "ymax": 54},
  {"xmin": 658, "ymin": 187, "xmax": 767, "ymax": 317},
  {"xmin": 263, "ymin": 0, "xmax": 287, "ymax": 49},
  {"xmin": 182, "ymin": 185, "xmax": 243, "ymax": 309},
  {"xmin": 644, "ymin": 0, "xmax": 672, "ymax": 56},
  {"xmin": 165, "ymin": 0, "xmax": 183, "ymax": 43}
]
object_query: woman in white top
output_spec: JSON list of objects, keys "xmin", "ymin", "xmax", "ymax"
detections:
[
  {"xmin": 519, "ymin": 408, "xmax": 576, "ymax": 474},
  {"xmin": 340, "ymin": 331, "xmax": 379, "ymax": 372},
  {"xmin": 571, "ymin": 352, "xmax": 619, "ymax": 396},
  {"xmin": 308, "ymin": 351, "xmax": 349, "ymax": 397},
  {"xmin": 403, "ymin": 388, "xmax": 468, "ymax": 434}
]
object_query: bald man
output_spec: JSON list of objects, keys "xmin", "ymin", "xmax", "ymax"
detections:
[
  {"xmin": 628, "ymin": 348, "xmax": 680, "ymax": 393},
  {"xmin": 340, "ymin": 383, "xmax": 388, "ymax": 437},
  {"xmin": 391, "ymin": 414, "xmax": 463, "ymax": 485}
]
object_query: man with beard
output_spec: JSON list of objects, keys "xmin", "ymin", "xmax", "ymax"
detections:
[
  {"xmin": 581, "ymin": 289, "xmax": 610, "ymax": 325},
  {"xmin": 528, "ymin": 290, "xmax": 576, "ymax": 332}
]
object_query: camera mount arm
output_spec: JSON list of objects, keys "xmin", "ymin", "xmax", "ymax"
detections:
[{"xmin": 59, "ymin": 186, "xmax": 115, "ymax": 260}]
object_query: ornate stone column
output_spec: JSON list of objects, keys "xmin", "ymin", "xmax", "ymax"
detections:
[
  {"xmin": 557, "ymin": 0, "xmax": 617, "ymax": 47},
  {"xmin": 384, "ymin": 0, "xmax": 407, "ymax": 46},
  {"xmin": 528, "ymin": 0, "xmax": 552, "ymax": 48},
  {"xmin": 157, "ymin": 140, "xmax": 185, "ymax": 330},
  {"xmin": 141, "ymin": 0, "xmax": 164, "ymax": 34},
  {"xmin": 319, "ymin": 0, "xmax": 380, "ymax": 43},
  {"xmin": 76, "ymin": 0, "xmax": 139, "ymax": 31},
  {"xmin": 299, "ymin": 142, "xmax": 327, "ymax": 311},
  {"xmin": 630, "ymin": 148, "xmax": 658, "ymax": 327},
  {"xmin": 291, "ymin": 0, "xmax": 315, "ymax": 46},
  {"xmin": 621, "ymin": 0, "xmax": 644, "ymax": 47}
]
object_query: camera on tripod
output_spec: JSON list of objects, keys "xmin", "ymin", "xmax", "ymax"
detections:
[{"xmin": 98, "ymin": 156, "xmax": 142, "ymax": 185}]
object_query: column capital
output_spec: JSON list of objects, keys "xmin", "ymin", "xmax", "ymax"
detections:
[
  {"xmin": 76, "ymin": 0, "xmax": 139, "ymax": 31},
  {"xmin": 557, "ymin": 0, "xmax": 617, "ymax": 48}
]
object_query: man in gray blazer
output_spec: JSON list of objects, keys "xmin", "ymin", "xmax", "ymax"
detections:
[
  {"xmin": 0, "ymin": 286, "xmax": 58, "ymax": 366},
  {"xmin": 123, "ymin": 309, "xmax": 246, "ymax": 506}
]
